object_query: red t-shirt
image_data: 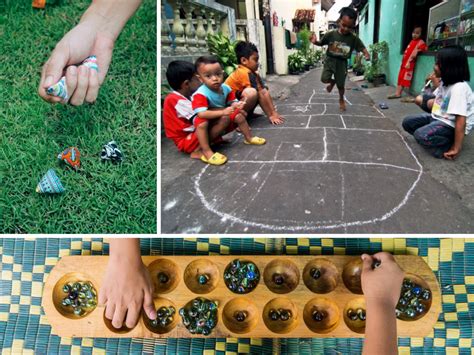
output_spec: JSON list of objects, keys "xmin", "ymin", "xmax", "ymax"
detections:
[{"xmin": 162, "ymin": 91, "xmax": 196, "ymax": 150}]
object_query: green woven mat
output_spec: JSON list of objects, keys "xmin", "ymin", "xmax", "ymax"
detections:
[{"xmin": 0, "ymin": 238, "xmax": 473, "ymax": 354}]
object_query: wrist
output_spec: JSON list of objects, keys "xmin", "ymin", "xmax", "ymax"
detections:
[{"xmin": 365, "ymin": 297, "xmax": 397, "ymax": 312}]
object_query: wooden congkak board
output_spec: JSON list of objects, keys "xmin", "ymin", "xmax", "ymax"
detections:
[{"xmin": 42, "ymin": 255, "xmax": 441, "ymax": 338}]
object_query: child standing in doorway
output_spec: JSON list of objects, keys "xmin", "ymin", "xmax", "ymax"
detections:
[
  {"xmin": 310, "ymin": 7, "xmax": 370, "ymax": 112},
  {"xmin": 402, "ymin": 45, "xmax": 473, "ymax": 160},
  {"xmin": 388, "ymin": 26, "xmax": 428, "ymax": 99}
]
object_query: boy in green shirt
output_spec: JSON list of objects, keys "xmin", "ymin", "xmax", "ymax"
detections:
[{"xmin": 311, "ymin": 7, "xmax": 370, "ymax": 112}]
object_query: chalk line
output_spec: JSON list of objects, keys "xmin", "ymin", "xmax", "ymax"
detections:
[
  {"xmin": 321, "ymin": 103, "xmax": 327, "ymax": 115},
  {"xmin": 344, "ymin": 96, "xmax": 353, "ymax": 105},
  {"xmin": 374, "ymin": 104, "xmax": 386, "ymax": 117},
  {"xmin": 322, "ymin": 128, "xmax": 328, "ymax": 161},
  {"xmin": 305, "ymin": 115, "xmax": 312, "ymax": 129},
  {"xmin": 340, "ymin": 115, "xmax": 347, "ymax": 128}
]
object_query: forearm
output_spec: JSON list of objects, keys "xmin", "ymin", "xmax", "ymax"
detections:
[
  {"xmin": 198, "ymin": 109, "xmax": 227, "ymax": 120},
  {"xmin": 452, "ymin": 116, "xmax": 466, "ymax": 150},
  {"xmin": 363, "ymin": 301, "xmax": 398, "ymax": 355},
  {"xmin": 80, "ymin": 0, "xmax": 142, "ymax": 41},
  {"xmin": 362, "ymin": 48, "xmax": 370, "ymax": 60},
  {"xmin": 109, "ymin": 238, "xmax": 142, "ymax": 264}
]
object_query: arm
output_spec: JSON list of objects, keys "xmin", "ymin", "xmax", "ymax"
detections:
[
  {"xmin": 361, "ymin": 252, "xmax": 404, "ymax": 355},
  {"xmin": 258, "ymin": 88, "xmax": 284, "ymax": 124},
  {"xmin": 39, "ymin": 0, "xmax": 142, "ymax": 105},
  {"xmin": 362, "ymin": 48, "xmax": 370, "ymax": 61},
  {"xmin": 197, "ymin": 107, "xmax": 234, "ymax": 120},
  {"xmin": 444, "ymin": 115, "xmax": 466, "ymax": 160},
  {"xmin": 99, "ymin": 238, "xmax": 156, "ymax": 329}
]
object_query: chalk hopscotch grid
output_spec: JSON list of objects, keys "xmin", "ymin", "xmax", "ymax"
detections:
[{"xmin": 193, "ymin": 89, "xmax": 423, "ymax": 231}]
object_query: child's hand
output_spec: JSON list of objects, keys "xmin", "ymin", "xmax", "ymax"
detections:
[
  {"xmin": 39, "ymin": 23, "xmax": 114, "ymax": 105},
  {"xmin": 99, "ymin": 255, "xmax": 156, "ymax": 329},
  {"xmin": 310, "ymin": 33, "xmax": 317, "ymax": 44},
  {"xmin": 444, "ymin": 146, "xmax": 461, "ymax": 160},
  {"xmin": 222, "ymin": 106, "xmax": 235, "ymax": 116},
  {"xmin": 361, "ymin": 252, "xmax": 404, "ymax": 309},
  {"xmin": 269, "ymin": 112, "xmax": 284, "ymax": 125}
]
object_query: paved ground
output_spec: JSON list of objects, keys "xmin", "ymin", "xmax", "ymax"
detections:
[{"xmin": 161, "ymin": 68, "xmax": 474, "ymax": 234}]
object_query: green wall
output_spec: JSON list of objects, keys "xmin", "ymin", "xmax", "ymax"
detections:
[{"xmin": 358, "ymin": 0, "xmax": 474, "ymax": 92}]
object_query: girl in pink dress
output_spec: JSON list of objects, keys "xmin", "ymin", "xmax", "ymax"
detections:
[{"xmin": 388, "ymin": 26, "xmax": 428, "ymax": 99}]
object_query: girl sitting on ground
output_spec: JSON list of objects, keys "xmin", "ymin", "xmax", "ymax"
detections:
[{"xmin": 402, "ymin": 45, "xmax": 473, "ymax": 160}]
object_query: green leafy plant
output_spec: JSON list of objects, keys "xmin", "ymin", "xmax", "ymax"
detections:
[
  {"xmin": 364, "ymin": 41, "xmax": 388, "ymax": 82},
  {"xmin": 288, "ymin": 52, "xmax": 304, "ymax": 73},
  {"xmin": 206, "ymin": 33, "xmax": 238, "ymax": 76},
  {"xmin": 352, "ymin": 53, "xmax": 364, "ymax": 74}
]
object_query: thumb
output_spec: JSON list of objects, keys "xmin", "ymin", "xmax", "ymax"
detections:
[
  {"xmin": 143, "ymin": 289, "xmax": 156, "ymax": 320},
  {"xmin": 43, "ymin": 47, "xmax": 69, "ymax": 88},
  {"xmin": 361, "ymin": 254, "xmax": 373, "ymax": 274}
]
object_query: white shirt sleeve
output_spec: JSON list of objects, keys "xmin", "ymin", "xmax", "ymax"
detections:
[
  {"xmin": 447, "ymin": 83, "xmax": 469, "ymax": 117},
  {"xmin": 175, "ymin": 98, "xmax": 195, "ymax": 121}
]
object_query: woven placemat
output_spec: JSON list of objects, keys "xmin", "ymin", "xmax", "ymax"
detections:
[{"xmin": 1, "ymin": 238, "xmax": 473, "ymax": 354}]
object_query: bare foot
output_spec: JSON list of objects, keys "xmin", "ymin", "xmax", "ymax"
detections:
[
  {"xmin": 190, "ymin": 150, "xmax": 202, "ymax": 160},
  {"xmin": 339, "ymin": 99, "xmax": 346, "ymax": 112},
  {"xmin": 326, "ymin": 82, "xmax": 335, "ymax": 93}
]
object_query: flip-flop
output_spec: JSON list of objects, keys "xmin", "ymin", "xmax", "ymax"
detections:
[
  {"xmin": 200, "ymin": 152, "xmax": 227, "ymax": 165},
  {"xmin": 379, "ymin": 102, "xmax": 389, "ymax": 109},
  {"xmin": 244, "ymin": 136, "xmax": 266, "ymax": 145},
  {"xmin": 387, "ymin": 94, "xmax": 401, "ymax": 99},
  {"xmin": 400, "ymin": 97, "xmax": 416, "ymax": 103}
]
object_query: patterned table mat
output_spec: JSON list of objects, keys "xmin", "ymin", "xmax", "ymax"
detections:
[{"xmin": 0, "ymin": 238, "xmax": 473, "ymax": 354}]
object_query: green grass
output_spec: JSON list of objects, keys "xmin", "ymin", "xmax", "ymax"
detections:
[{"xmin": 0, "ymin": 0, "xmax": 156, "ymax": 233}]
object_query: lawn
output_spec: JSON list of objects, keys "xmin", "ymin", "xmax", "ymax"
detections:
[{"xmin": 0, "ymin": 0, "xmax": 157, "ymax": 233}]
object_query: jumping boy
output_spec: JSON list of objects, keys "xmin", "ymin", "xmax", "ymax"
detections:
[
  {"xmin": 163, "ymin": 60, "xmax": 231, "ymax": 165},
  {"xmin": 310, "ymin": 7, "xmax": 370, "ymax": 112},
  {"xmin": 192, "ymin": 55, "xmax": 266, "ymax": 164},
  {"xmin": 225, "ymin": 41, "xmax": 284, "ymax": 125}
]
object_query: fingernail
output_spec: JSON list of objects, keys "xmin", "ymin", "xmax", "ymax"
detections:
[
  {"xmin": 149, "ymin": 310, "xmax": 157, "ymax": 319},
  {"xmin": 361, "ymin": 254, "xmax": 368, "ymax": 260},
  {"xmin": 44, "ymin": 76, "xmax": 53, "ymax": 87}
]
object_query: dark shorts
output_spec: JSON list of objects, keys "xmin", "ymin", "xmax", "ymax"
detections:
[
  {"xmin": 420, "ymin": 93, "xmax": 436, "ymax": 113},
  {"xmin": 321, "ymin": 56, "xmax": 347, "ymax": 89}
]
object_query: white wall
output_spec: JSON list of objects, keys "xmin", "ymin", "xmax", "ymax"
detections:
[{"xmin": 271, "ymin": 0, "xmax": 313, "ymax": 31}]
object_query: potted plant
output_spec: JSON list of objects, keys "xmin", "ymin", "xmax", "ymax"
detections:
[
  {"xmin": 352, "ymin": 53, "xmax": 364, "ymax": 76},
  {"xmin": 288, "ymin": 52, "xmax": 304, "ymax": 74},
  {"xmin": 364, "ymin": 41, "xmax": 388, "ymax": 86},
  {"xmin": 206, "ymin": 33, "xmax": 238, "ymax": 77},
  {"xmin": 297, "ymin": 25, "xmax": 312, "ymax": 71}
]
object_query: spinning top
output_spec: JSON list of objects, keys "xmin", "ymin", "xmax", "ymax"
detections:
[
  {"xmin": 158, "ymin": 272, "xmax": 169, "ymax": 284},
  {"xmin": 36, "ymin": 169, "xmax": 65, "ymax": 194},
  {"xmin": 57, "ymin": 147, "xmax": 81, "ymax": 170},
  {"xmin": 47, "ymin": 56, "xmax": 98, "ymax": 101},
  {"xmin": 234, "ymin": 311, "xmax": 247, "ymax": 322},
  {"xmin": 310, "ymin": 268, "xmax": 321, "ymax": 280},
  {"xmin": 272, "ymin": 273, "xmax": 284, "ymax": 285},
  {"xmin": 100, "ymin": 141, "xmax": 123, "ymax": 163}
]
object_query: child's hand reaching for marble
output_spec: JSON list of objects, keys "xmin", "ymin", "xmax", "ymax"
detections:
[{"xmin": 99, "ymin": 239, "xmax": 156, "ymax": 329}]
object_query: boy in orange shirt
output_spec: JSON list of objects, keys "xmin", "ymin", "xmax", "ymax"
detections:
[{"xmin": 225, "ymin": 41, "xmax": 284, "ymax": 125}]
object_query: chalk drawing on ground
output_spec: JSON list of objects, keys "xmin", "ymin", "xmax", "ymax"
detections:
[{"xmin": 193, "ymin": 89, "xmax": 423, "ymax": 231}]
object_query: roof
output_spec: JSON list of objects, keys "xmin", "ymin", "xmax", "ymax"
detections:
[{"xmin": 293, "ymin": 9, "xmax": 315, "ymax": 22}]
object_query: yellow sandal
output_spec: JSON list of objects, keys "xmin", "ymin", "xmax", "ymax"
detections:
[
  {"xmin": 244, "ymin": 136, "xmax": 266, "ymax": 145},
  {"xmin": 200, "ymin": 152, "xmax": 227, "ymax": 166}
]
